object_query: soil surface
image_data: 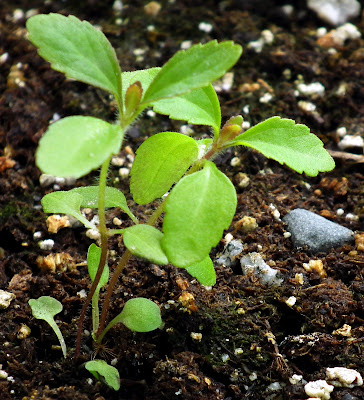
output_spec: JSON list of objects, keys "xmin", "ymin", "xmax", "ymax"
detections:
[{"xmin": 1, "ymin": 1, "xmax": 363, "ymax": 399}]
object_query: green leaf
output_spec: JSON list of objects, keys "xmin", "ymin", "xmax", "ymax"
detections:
[
  {"xmin": 118, "ymin": 298, "xmax": 162, "ymax": 332},
  {"xmin": 36, "ymin": 116, "xmax": 123, "ymax": 179},
  {"xmin": 28, "ymin": 296, "xmax": 67, "ymax": 358},
  {"xmin": 41, "ymin": 191, "xmax": 97, "ymax": 229},
  {"xmin": 99, "ymin": 297, "xmax": 162, "ymax": 342},
  {"xmin": 162, "ymin": 161, "xmax": 237, "ymax": 267},
  {"xmin": 122, "ymin": 225, "xmax": 168, "ymax": 265},
  {"xmin": 121, "ymin": 68, "xmax": 161, "ymax": 105},
  {"xmin": 85, "ymin": 360, "xmax": 120, "ymax": 391},
  {"xmin": 130, "ymin": 132, "xmax": 199, "ymax": 205},
  {"xmin": 231, "ymin": 117, "xmax": 335, "ymax": 176},
  {"xmin": 87, "ymin": 244, "xmax": 109, "ymax": 289},
  {"xmin": 151, "ymin": 85, "xmax": 221, "ymax": 135},
  {"xmin": 184, "ymin": 256, "xmax": 216, "ymax": 286},
  {"xmin": 142, "ymin": 40, "xmax": 242, "ymax": 104},
  {"xmin": 70, "ymin": 186, "xmax": 137, "ymax": 223},
  {"xmin": 26, "ymin": 14, "xmax": 122, "ymax": 102}
]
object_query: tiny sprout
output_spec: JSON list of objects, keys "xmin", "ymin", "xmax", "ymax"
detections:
[
  {"xmin": 85, "ymin": 359, "xmax": 120, "ymax": 390},
  {"xmin": 28, "ymin": 296, "xmax": 67, "ymax": 358}
]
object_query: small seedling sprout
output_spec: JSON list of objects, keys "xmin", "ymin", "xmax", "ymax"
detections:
[
  {"xmin": 85, "ymin": 359, "xmax": 120, "ymax": 391},
  {"xmin": 28, "ymin": 296, "xmax": 67, "ymax": 358}
]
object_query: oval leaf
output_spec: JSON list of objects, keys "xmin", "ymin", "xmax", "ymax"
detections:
[
  {"xmin": 26, "ymin": 14, "xmax": 122, "ymax": 101},
  {"xmin": 232, "ymin": 117, "xmax": 335, "ymax": 176},
  {"xmin": 119, "ymin": 298, "xmax": 162, "ymax": 332},
  {"xmin": 130, "ymin": 132, "xmax": 199, "ymax": 205},
  {"xmin": 70, "ymin": 186, "xmax": 137, "ymax": 223},
  {"xmin": 184, "ymin": 256, "xmax": 216, "ymax": 286},
  {"xmin": 36, "ymin": 116, "xmax": 123, "ymax": 178},
  {"xmin": 162, "ymin": 161, "xmax": 237, "ymax": 267},
  {"xmin": 29, "ymin": 296, "xmax": 62, "ymax": 320},
  {"xmin": 85, "ymin": 360, "xmax": 120, "ymax": 391},
  {"xmin": 122, "ymin": 225, "xmax": 168, "ymax": 265},
  {"xmin": 41, "ymin": 191, "xmax": 97, "ymax": 229},
  {"xmin": 142, "ymin": 40, "xmax": 242, "ymax": 104},
  {"xmin": 151, "ymin": 85, "xmax": 221, "ymax": 135}
]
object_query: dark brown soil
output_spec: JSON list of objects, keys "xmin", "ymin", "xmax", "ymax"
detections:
[{"xmin": 1, "ymin": 1, "xmax": 363, "ymax": 399}]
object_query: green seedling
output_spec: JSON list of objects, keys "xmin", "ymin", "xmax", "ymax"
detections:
[
  {"xmin": 85, "ymin": 359, "xmax": 120, "ymax": 391},
  {"xmin": 26, "ymin": 12, "xmax": 335, "ymax": 377},
  {"xmin": 28, "ymin": 296, "xmax": 67, "ymax": 358}
]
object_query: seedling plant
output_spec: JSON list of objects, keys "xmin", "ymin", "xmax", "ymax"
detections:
[{"xmin": 26, "ymin": 13, "xmax": 334, "ymax": 389}]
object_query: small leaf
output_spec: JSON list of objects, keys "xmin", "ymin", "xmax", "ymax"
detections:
[
  {"xmin": 184, "ymin": 256, "xmax": 216, "ymax": 286},
  {"xmin": 121, "ymin": 68, "xmax": 161, "ymax": 106},
  {"xmin": 162, "ymin": 161, "xmax": 237, "ymax": 267},
  {"xmin": 151, "ymin": 85, "xmax": 221, "ymax": 135},
  {"xmin": 142, "ymin": 40, "xmax": 242, "ymax": 104},
  {"xmin": 87, "ymin": 244, "xmax": 109, "ymax": 289},
  {"xmin": 124, "ymin": 81, "xmax": 143, "ymax": 118},
  {"xmin": 36, "ymin": 116, "xmax": 123, "ymax": 179},
  {"xmin": 122, "ymin": 225, "xmax": 168, "ymax": 265},
  {"xmin": 130, "ymin": 132, "xmax": 199, "ymax": 205},
  {"xmin": 28, "ymin": 296, "xmax": 67, "ymax": 358},
  {"xmin": 118, "ymin": 298, "xmax": 162, "ymax": 332},
  {"xmin": 41, "ymin": 191, "xmax": 97, "ymax": 229},
  {"xmin": 29, "ymin": 296, "xmax": 62, "ymax": 320},
  {"xmin": 85, "ymin": 360, "xmax": 120, "ymax": 391},
  {"xmin": 69, "ymin": 186, "xmax": 137, "ymax": 223},
  {"xmin": 231, "ymin": 117, "xmax": 335, "ymax": 176},
  {"xmin": 26, "ymin": 14, "xmax": 122, "ymax": 101}
]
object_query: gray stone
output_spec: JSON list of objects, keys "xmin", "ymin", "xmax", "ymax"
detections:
[{"xmin": 283, "ymin": 208, "xmax": 354, "ymax": 253}]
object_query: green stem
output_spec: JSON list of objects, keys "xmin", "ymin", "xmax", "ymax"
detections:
[
  {"xmin": 75, "ymin": 156, "xmax": 111, "ymax": 358},
  {"xmin": 49, "ymin": 319, "xmax": 67, "ymax": 358},
  {"xmin": 96, "ymin": 249, "xmax": 132, "ymax": 338}
]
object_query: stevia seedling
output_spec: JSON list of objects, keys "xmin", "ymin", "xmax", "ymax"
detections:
[
  {"xmin": 28, "ymin": 296, "xmax": 67, "ymax": 358},
  {"xmin": 26, "ymin": 12, "xmax": 334, "ymax": 378}
]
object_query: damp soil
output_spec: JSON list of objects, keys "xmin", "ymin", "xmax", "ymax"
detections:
[{"xmin": 0, "ymin": 1, "xmax": 364, "ymax": 399}]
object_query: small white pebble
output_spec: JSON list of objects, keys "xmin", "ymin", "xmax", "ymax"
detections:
[
  {"xmin": 180, "ymin": 40, "xmax": 192, "ymax": 50},
  {"xmin": 336, "ymin": 126, "xmax": 347, "ymax": 137},
  {"xmin": 345, "ymin": 213, "xmax": 359, "ymax": 221},
  {"xmin": 0, "ymin": 53, "xmax": 9, "ymax": 65},
  {"xmin": 283, "ymin": 231, "xmax": 291, "ymax": 238},
  {"xmin": 86, "ymin": 229, "xmax": 101, "ymax": 241},
  {"xmin": 289, "ymin": 374, "xmax": 303, "ymax": 384},
  {"xmin": 113, "ymin": 217, "xmax": 122, "ymax": 226},
  {"xmin": 38, "ymin": 239, "xmax": 54, "ymax": 251},
  {"xmin": 13, "ymin": 9, "xmax": 25, "ymax": 21},
  {"xmin": 304, "ymin": 380, "xmax": 334, "ymax": 400},
  {"xmin": 112, "ymin": 0, "xmax": 123, "ymax": 12},
  {"xmin": 296, "ymin": 82, "xmax": 325, "ymax": 97},
  {"xmin": 298, "ymin": 100, "xmax": 316, "ymax": 112},
  {"xmin": 119, "ymin": 167, "xmax": 130, "ymax": 179},
  {"xmin": 259, "ymin": 92, "xmax": 273, "ymax": 103},
  {"xmin": 33, "ymin": 231, "xmax": 42, "ymax": 239},
  {"xmin": 0, "ymin": 290, "xmax": 16, "ymax": 310},
  {"xmin": 336, "ymin": 208, "xmax": 344, "ymax": 216},
  {"xmin": 230, "ymin": 157, "xmax": 241, "ymax": 167},
  {"xmin": 198, "ymin": 22, "xmax": 213, "ymax": 33},
  {"xmin": 338, "ymin": 134, "xmax": 364, "ymax": 151},
  {"xmin": 146, "ymin": 109, "xmax": 156, "ymax": 117},
  {"xmin": 326, "ymin": 367, "xmax": 363, "ymax": 388},
  {"xmin": 249, "ymin": 372, "xmax": 258, "ymax": 381},
  {"xmin": 285, "ymin": 296, "xmax": 297, "ymax": 307},
  {"xmin": 0, "ymin": 370, "xmax": 8, "ymax": 380},
  {"xmin": 77, "ymin": 289, "xmax": 87, "ymax": 299},
  {"xmin": 190, "ymin": 332, "xmax": 202, "ymax": 341}
]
